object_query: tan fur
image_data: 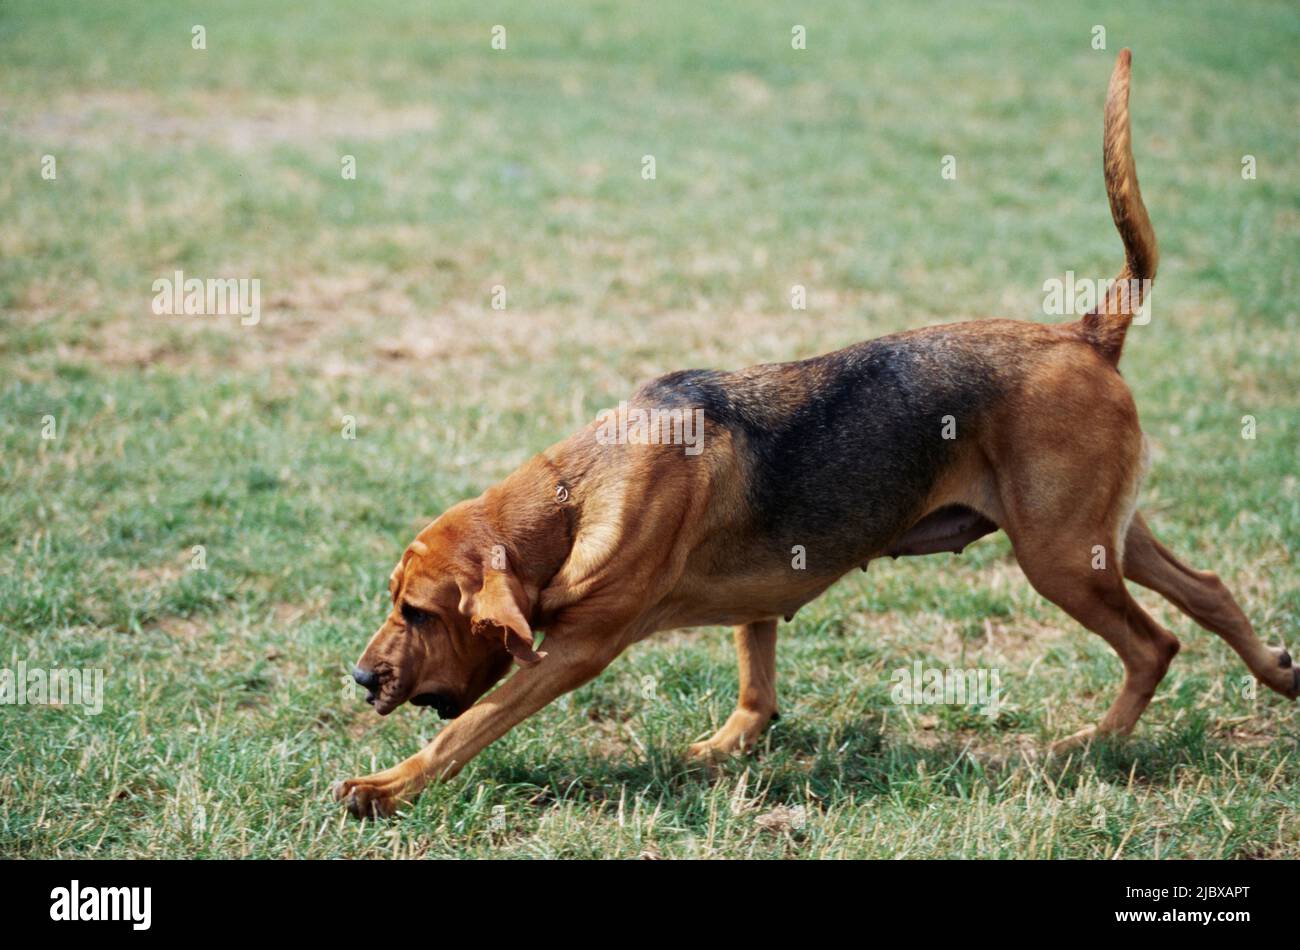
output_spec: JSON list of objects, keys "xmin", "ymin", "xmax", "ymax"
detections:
[{"xmin": 1082, "ymin": 48, "xmax": 1159, "ymax": 363}]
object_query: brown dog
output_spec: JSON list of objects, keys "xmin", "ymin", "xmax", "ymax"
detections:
[{"xmin": 334, "ymin": 51, "xmax": 1295, "ymax": 818}]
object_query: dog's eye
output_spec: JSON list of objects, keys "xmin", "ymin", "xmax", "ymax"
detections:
[{"xmin": 401, "ymin": 603, "xmax": 433, "ymax": 628}]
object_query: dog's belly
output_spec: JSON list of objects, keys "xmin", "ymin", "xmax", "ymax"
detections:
[
  {"xmin": 659, "ymin": 568, "xmax": 842, "ymax": 629},
  {"xmin": 666, "ymin": 504, "xmax": 999, "ymax": 630}
]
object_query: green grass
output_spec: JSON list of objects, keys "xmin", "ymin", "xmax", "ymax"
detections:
[{"xmin": 1, "ymin": 0, "xmax": 1297, "ymax": 858}]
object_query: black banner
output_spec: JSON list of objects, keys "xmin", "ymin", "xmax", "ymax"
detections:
[{"xmin": 2, "ymin": 859, "xmax": 1289, "ymax": 936}]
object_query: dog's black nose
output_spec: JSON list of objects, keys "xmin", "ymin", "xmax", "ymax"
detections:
[{"xmin": 352, "ymin": 666, "xmax": 380, "ymax": 690}]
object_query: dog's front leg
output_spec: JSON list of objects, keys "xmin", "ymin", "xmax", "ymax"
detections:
[
  {"xmin": 333, "ymin": 633, "xmax": 622, "ymax": 819},
  {"xmin": 688, "ymin": 618, "xmax": 779, "ymax": 761}
]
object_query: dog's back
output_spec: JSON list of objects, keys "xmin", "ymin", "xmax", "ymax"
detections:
[{"xmin": 635, "ymin": 323, "xmax": 1021, "ymax": 563}]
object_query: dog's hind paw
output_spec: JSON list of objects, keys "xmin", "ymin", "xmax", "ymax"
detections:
[{"xmin": 1047, "ymin": 725, "xmax": 1099, "ymax": 758}]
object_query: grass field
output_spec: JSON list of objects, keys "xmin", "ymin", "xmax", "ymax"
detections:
[{"xmin": 1, "ymin": 0, "xmax": 1297, "ymax": 858}]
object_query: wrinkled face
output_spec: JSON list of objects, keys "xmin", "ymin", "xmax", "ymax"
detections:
[{"xmin": 351, "ymin": 540, "xmax": 514, "ymax": 719}]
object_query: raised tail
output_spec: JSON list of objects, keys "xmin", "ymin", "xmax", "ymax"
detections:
[{"xmin": 1081, "ymin": 48, "xmax": 1158, "ymax": 365}]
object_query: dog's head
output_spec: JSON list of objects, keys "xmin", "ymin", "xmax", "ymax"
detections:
[{"xmin": 350, "ymin": 498, "xmax": 548, "ymax": 719}]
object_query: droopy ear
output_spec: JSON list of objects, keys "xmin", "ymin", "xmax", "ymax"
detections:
[{"xmin": 461, "ymin": 570, "xmax": 545, "ymax": 666}]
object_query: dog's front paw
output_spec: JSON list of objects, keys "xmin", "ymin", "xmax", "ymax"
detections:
[
  {"xmin": 332, "ymin": 773, "xmax": 415, "ymax": 819},
  {"xmin": 1263, "ymin": 646, "xmax": 1299, "ymax": 700},
  {"xmin": 687, "ymin": 708, "xmax": 778, "ymax": 762}
]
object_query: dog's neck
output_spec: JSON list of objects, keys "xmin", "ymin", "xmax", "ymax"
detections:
[{"xmin": 479, "ymin": 455, "xmax": 574, "ymax": 594}]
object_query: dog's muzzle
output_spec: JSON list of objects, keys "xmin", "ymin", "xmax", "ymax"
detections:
[{"xmin": 352, "ymin": 665, "xmax": 381, "ymax": 705}]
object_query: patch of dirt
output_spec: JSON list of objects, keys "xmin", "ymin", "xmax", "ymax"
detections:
[
  {"xmin": 7, "ymin": 90, "xmax": 440, "ymax": 153},
  {"xmin": 754, "ymin": 803, "xmax": 807, "ymax": 834},
  {"xmin": 129, "ymin": 562, "xmax": 186, "ymax": 586},
  {"xmin": 982, "ymin": 616, "xmax": 1069, "ymax": 666},
  {"xmin": 270, "ymin": 600, "xmax": 327, "ymax": 627},
  {"xmin": 1210, "ymin": 714, "xmax": 1281, "ymax": 746},
  {"xmin": 585, "ymin": 720, "xmax": 640, "ymax": 761},
  {"xmin": 894, "ymin": 722, "xmax": 1042, "ymax": 763},
  {"xmin": 724, "ymin": 72, "xmax": 773, "ymax": 112},
  {"xmin": 151, "ymin": 617, "xmax": 206, "ymax": 642}
]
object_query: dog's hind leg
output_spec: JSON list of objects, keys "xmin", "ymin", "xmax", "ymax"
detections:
[
  {"xmin": 1009, "ymin": 532, "xmax": 1181, "ymax": 753},
  {"xmin": 993, "ymin": 410, "xmax": 1179, "ymax": 752},
  {"xmin": 688, "ymin": 618, "xmax": 779, "ymax": 760},
  {"xmin": 1123, "ymin": 511, "xmax": 1298, "ymax": 700}
]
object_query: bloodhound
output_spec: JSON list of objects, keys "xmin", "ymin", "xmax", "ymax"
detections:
[{"xmin": 334, "ymin": 51, "xmax": 1294, "ymax": 818}]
